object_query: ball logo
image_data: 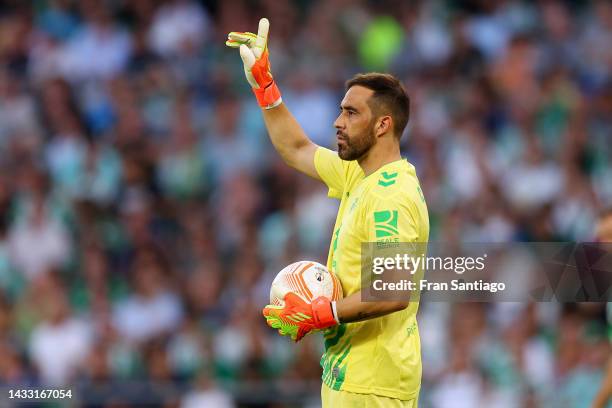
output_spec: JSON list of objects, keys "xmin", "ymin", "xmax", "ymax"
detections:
[{"xmin": 270, "ymin": 261, "xmax": 342, "ymax": 305}]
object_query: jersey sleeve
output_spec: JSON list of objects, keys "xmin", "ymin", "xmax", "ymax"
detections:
[
  {"xmin": 314, "ymin": 146, "xmax": 345, "ymax": 199},
  {"xmin": 362, "ymin": 191, "xmax": 424, "ymax": 291},
  {"xmin": 365, "ymin": 192, "xmax": 420, "ymax": 244}
]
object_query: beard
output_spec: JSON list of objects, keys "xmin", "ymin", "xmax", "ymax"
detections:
[{"xmin": 337, "ymin": 120, "xmax": 376, "ymax": 161}]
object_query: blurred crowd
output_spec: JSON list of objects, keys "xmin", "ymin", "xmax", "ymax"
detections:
[{"xmin": 0, "ymin": 0, "xmax": 610, "ymax": 406}]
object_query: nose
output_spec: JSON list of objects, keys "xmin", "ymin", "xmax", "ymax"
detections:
[{"xmin": 334, "ymin": 113, "xmax": 344, "ymax": 130}]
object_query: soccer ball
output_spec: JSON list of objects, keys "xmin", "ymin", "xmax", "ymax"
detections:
[{"xmin": 270, "ymin": 261, "xmax": 343, "ymax": 306}]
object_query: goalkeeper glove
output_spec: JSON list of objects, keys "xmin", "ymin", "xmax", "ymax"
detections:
[
  {"xmin": 226, "ymin": 18, "xmax": 282, "ymax": 110},
  {"xmin": 263, "ymin": 293, "xmax": 338, "ymax": 342}
]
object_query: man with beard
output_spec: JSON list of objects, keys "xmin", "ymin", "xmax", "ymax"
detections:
[{"xmin": 227, "ymin": 18, "xmax": 428, "ymax": 407}]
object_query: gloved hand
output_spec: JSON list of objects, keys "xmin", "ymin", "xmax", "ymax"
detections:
[
  {"xmin": 263, "ymin": 292, "xmax": 338, "ymax": 342},
  {"xmin": 226, "ymin": 18, "xmax": 282, "ymax": 109}
]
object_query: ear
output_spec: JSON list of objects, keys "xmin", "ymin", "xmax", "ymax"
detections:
[{"xmin": 375, "ymin": 115, "xmax": 393, "ymax": 137}]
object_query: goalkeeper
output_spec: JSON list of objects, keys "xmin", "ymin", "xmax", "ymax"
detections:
[{"xmin": 227, "ymin": 19, "xmax": 429, "ymax": 407}]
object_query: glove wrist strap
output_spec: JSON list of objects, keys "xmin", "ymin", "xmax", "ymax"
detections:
[
  {"xmin": 311, "ymin": 297, "xmax": 338, "ymax": 329},
  {"xmin": 331, "ymin": 301, "xmax": 339, "ymax": 324},
  {"xmin": 253, "ymin": 81, "xmax": 282, "ymax": 109}
]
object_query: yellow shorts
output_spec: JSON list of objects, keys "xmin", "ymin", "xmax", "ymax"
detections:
[{"xmin": 321, "ymin": 384, "xmax": 419, "ymax": 408}]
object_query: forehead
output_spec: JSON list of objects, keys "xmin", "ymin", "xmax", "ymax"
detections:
[{"xmin": 341, "ymin": 86, "xmax": 374, "ymax": 109}]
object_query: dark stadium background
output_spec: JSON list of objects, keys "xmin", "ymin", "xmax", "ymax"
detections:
[{"xmin": 0, "ymin": 0, "xmax": 610, "ymax": 407}]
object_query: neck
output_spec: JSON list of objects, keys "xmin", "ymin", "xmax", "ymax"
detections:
[{"xmin": 358, "ymin": 139, "xmax": 402, "ymax": 177}]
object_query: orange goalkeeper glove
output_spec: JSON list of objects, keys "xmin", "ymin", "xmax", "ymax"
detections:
[
  {"xmin": 226, "ymin": 18, "xmax": 282, "ymax": 110},
  {"xmin": 263, "ymin": 293, "xmax": 338, "ymax": 342}
]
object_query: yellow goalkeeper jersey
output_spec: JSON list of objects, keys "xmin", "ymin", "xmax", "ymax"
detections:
[{"xmin": 314, "ymin": 146, "xmax": 429, "ymax": 400}]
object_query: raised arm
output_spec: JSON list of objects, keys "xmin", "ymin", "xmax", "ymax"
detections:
[
  {"xmin": 226, "ymin": 18, "xmax": 320, "ymax": 180},
  {"xmin": 261, "ymin": 104, "xmax": 319, "ymax": 179}
]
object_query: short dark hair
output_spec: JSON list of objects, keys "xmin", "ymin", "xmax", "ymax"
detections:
[{"xmin": 345, "ymin": 73, "xmax": 410, "ymax": 139}]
